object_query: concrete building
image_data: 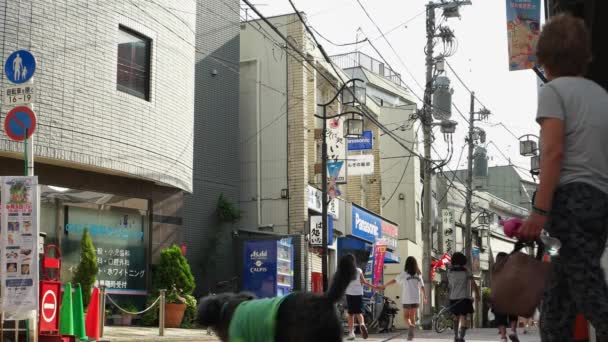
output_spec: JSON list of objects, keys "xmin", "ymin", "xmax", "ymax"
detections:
[
  {"xmin": 333, "ymin": 51, "xmax": 421, "ymax": 329},
  {"xmin": 0, "ymin": 0, "xmax": 202, "ymax": 296},
  {"xmin": 182, "ymin": 0, "xmax": 241, "ymax": 296},
  {"xmin": 446, "ymin": 165, "xmax": 536, "ymax": 210},
  {"xmin": 239, "ymin": 13, "xmax": 402, "ymax": 292}
]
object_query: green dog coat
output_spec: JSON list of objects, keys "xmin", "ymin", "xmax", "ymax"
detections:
[{"xmin": 228, "ymin": 295, "xmax": 290, "ymax": 342}]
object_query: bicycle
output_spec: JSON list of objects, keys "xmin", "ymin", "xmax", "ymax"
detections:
[{"xmin": 433, "ymin": 305, "xmax": 455, "ymax": 333}]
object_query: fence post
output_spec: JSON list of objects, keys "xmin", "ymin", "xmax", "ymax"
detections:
[
  {"xmin": 99, "ymin": 286, "xmax": 107, "ymax": 337},
  {"xmin": 159, "ymin": 290, "xmax": 166, "ymax": 337}
]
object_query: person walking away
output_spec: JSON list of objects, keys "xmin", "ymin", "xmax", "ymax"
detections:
[
  {"xmin": 492, "ymin": 252, "xmax": 519, "ymax": 342},
  {"xmin": 447, "ymin": 252, "xmax": 480, "ymax": 342},
  {"xmin": 343, "ymin": 254, "xmax": 377, "ymax": 340},
  {"xmin": 380, "ymin": 256, "xmax": 427, "ymax": 341},
  {"xmin": 516, "ymin": 14, "xmax": 608, "ymax": 342}
]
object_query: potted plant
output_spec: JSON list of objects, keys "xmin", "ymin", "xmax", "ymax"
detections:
[
  {"xmin": 152, "ymin": 245, "xmax": 195, "ymax": 328},
  {"xmin": 72, "ymin": 228, "xmax": 98, "ymax": 307},
  {"xmin": 118, "ymin": 303, "xmax": 138, "ymax": 326}
]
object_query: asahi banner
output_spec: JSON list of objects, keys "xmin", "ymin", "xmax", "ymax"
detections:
[
  {"xmin": 0, "ymin": 176, "xmax": 39, "ymax": 319},
  {"xmin": 506, "ymin": 0, "xmax": 541, "ymax": 71}
]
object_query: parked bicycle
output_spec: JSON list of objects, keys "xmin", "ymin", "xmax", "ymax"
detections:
[{"xmin": 433, "ymin": 305, "xmax": 455, "ymax": 333}]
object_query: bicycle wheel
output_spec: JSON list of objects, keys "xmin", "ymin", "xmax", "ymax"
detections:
[{"xmin": 434, "ymin": 312, "xmax": 452, "ymax": 334}]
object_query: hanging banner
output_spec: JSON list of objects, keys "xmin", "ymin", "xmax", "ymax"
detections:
[
  {"xmin": 472, "ymin": 247, "xmax": 481, "ymax": 275},
  {"xmin": 506, "ymin": 0, "xmax": 541, "ymax": 71},
  {"xmin": 1, "ymin": 176, "xmax": 39, "ymax": 319},
  {"xmin": 327, "ymin": 161, "xmax": 344, "ymax": 198},
  {"xmin": 363, "ymin": 241, "xmax": 387, "ymax": 298},
  {"xmin": 326, "ymin": 117, "xmax": 347, "ymax": 184},
  {"xmin": 309, "ymin": 215, "xmax": 323, "ymax": 246}
]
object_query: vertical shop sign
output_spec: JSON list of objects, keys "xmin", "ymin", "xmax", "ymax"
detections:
[
  {"xmin": 0, "ymin": 176, "xmax": 39, "ymax": 319},
  {"xmin": 506, "ymin": 0, "xmax": 541, "ymax": 71}
]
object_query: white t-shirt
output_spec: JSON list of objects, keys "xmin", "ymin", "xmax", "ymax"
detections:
[
  {"xmin": 396, "ymin": 272, "xmax": 424, "ymax": 305},
  {"xmin": 345, "ymin": 268, "xmax": 364, "ymax": 296}
]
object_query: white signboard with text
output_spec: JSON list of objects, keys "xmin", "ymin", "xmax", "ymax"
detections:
[
  {"xmin": 307, "ymin": 185, "xmax": 339, "ymax": 219},
  {"xmin": 347, "ymin": 154, "xmax": 374, "ymax": 176},
  {"xmin": 309, "ymin": 215, "xmax": 323, "ymax": 246}
]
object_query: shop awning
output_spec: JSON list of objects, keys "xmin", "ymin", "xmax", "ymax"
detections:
[{"xmin": 338, "ymin": 237, "xmax": 401, "ymax": 264}]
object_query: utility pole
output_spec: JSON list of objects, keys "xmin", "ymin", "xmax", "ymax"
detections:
[
  {"xmin": 420, "ymin": 2, "xmax": 436, "ymax": 324},
  {"xmin": 420, "ymin": 0, "xmax": 470, "ymax": 324},
  {"xmin": 465, "ymin": 92, "xmax": 475, "ymax": 273}
]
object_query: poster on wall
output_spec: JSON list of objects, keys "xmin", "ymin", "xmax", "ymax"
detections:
[
  {"xmin": 0, "ymin": 176, "xmax": 39, "ymax": 319},
  {"xmin": 506, "ymin": 0, "xmax": 541, "ymax": 71}
]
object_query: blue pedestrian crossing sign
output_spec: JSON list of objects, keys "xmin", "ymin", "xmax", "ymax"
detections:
[{"xmin": 4, "ymin": 49, "xmax": 36, "ymax": 84}]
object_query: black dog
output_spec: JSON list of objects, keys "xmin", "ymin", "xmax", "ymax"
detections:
[{"xmin": 198, "ymin": 256, "xmax": 356, "ymax": 342}]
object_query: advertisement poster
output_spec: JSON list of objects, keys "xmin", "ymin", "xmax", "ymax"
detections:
[
  {"xmin": 363, "ymin": 242, "xmax": 387, "ymax": 298},
  {"xmin": 327, "ymin": 161, "xmax": 344, "ymax": 198},
  {"xmin": 472, "ymin": 247, "xmax": 481, "ymax": 275},
  {"xmin": 0, "ymin": 176, "xmax": 39, "ymax": 319},
  {"xmin": 326, "ymin": 117, "xmax": 347, "ymax": 183},
  {"xmin": 506, "ymin": 0, "xmax": 541, "ymax": 71}
]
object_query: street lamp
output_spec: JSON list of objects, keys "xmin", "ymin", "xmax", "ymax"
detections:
[
  {"xmin": 519, "ymin": 134, "xmax": 540, "ymax": 176},
  {"xmin": 317, "ymin": 78, "xmax": 366, "ymax": 292}
]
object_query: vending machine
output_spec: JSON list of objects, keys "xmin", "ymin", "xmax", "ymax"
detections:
[{"xmin": 242, "ymin": 238, "xmax": 294, "ymax": 298}]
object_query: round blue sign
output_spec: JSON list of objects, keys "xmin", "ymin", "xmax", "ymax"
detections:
[{"xmin": 4, "ymin": 49, "xmax": 36, "ymax": 84}]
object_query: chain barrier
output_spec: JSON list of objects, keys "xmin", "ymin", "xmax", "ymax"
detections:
[{"xmin": 105, "ymin": 294, "xmax": 161, "ymax": 316}]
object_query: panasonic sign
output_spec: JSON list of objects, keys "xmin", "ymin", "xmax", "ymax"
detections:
[{"xmin": 351, "ymin": 205, "xmax": 382, "ymax": 242}]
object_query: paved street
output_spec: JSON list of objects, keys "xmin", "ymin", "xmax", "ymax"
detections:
[
  {"xmin": 100, "ymin": 326, "xmax": 539, "ymax": 341},
  {"xmin": 365, "ymin": 328, "xmax": 539, "ymax": 342}
]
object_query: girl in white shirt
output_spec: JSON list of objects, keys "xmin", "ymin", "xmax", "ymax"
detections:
[
  {"xmin": 343, "ymin": 254, "xmax": 377, "ymax": 340},
  {"xmin": 381, "ymin": 256, "xmax": 427, "ymax": 341}
]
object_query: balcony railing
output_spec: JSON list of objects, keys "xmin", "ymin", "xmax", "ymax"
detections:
[{"xmin": 331, "ymin": 52, "xmax": 403, "ymax": 86}]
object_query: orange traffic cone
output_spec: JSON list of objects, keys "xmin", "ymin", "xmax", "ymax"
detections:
[{"xmin": 85, "ymin": 288, "xmax": 101, "ymax": 341}]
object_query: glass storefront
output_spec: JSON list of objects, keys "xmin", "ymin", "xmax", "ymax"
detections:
[{"xmin": 40, "ymin": 186, "xmax": 149, "ymax": 295}]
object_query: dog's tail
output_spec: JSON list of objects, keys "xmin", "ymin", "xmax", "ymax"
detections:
[{"xmin": 326, "ymin": 255, "xmax": 357, "ymax": 303}]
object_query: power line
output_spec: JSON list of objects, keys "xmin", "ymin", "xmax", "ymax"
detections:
[
  {"xmin": 382, "ymin": 125, "xmax": 421, "ymax": 207},
  {"xmin": 355, "ymin": 0, "xmax": 425, "ymax": 91},
  {"xmin": 310, "ymin": 26, "xmax": 369, "ymax": 47},
  {"xmin": 371, "ymin": 9, "xmax": 427, "ymax": 41}
]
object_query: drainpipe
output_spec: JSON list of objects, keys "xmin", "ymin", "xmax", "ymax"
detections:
[{"xmin": 256, "ymin": 60, "xmax": 262, "ymax": 227}]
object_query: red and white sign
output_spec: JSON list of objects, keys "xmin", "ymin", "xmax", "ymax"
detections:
[{"xmin": 39, "ymin": 281, "xmax": 61, "ymax": 334}]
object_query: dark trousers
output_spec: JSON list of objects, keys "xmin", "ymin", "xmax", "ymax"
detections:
[{"xmin": 540, "ymin": 183, "xmax": 608, "ymax": 341}]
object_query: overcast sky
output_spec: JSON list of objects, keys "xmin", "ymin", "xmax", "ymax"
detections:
[{"xmin": 242, "ymin": 0, "xmax": 543, "ymax": 174}]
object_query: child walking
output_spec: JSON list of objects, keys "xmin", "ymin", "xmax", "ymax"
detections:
[
  {"xmin": 343, "ymin": 254, "xmax": 376, "ymax": 340},
  {"xmin": 492, "ymin": 252, "xmax": 520, "ymax": 342},
  {"xmin": 448, "ymin": 252, "xmax": 480, "ymax": 342},
  {"xmin": 380, "ymin": 256, "xmax": 427, "ymax": 341}
]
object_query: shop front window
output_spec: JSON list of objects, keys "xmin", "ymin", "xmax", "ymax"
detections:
[{"xmin": 40, "ymin": 186, "xmax": 149, "ymax": 295}]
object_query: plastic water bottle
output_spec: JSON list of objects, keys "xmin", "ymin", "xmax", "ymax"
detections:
[{"xmin": 540, "ymin": 233, "xmax": 561, "ymax": 256}]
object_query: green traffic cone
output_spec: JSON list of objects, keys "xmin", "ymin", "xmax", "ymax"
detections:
[
  {"xmin": 73, "ymin": 284, "xmax": 88, "ymax": 341},
  {"xmin": 59, "ymin": 283, "xmax": 75, "ymax": 336}
]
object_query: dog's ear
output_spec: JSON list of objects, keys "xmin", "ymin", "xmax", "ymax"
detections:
[{"xmin": 198, "ymin": 294, "xmax": 231, "ymax": 328}]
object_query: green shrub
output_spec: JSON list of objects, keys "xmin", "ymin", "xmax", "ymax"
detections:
[
  {"xmin": 143, "ymin": 245, "xmax": 196, "ymax": 327},
  {"xmin": 152, "ymin": 245, "xmax": 195, "ymax": 297},
  {"xmin": 72, "ymin": 228, "xmax": 98, "ymax": 307}
]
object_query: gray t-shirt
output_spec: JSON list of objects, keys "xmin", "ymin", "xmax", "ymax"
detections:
[
  {"xmin": 447, "ymin": 268, "xmax": 472, "ymax": 300},
  {"xmin": 536, "ymin": 77, "xmax": 608, "ymax": 195}
]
